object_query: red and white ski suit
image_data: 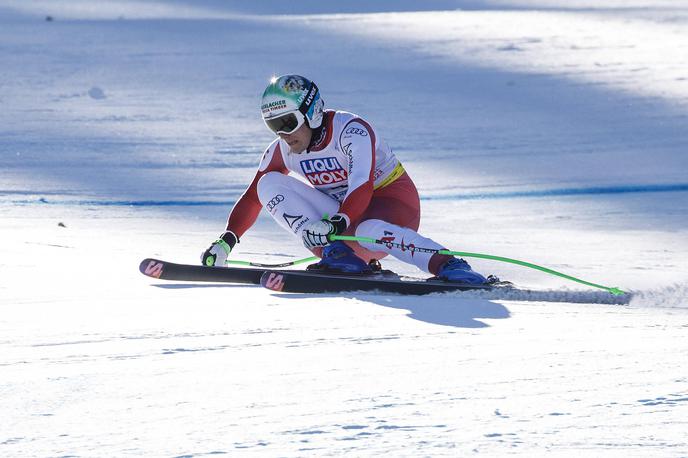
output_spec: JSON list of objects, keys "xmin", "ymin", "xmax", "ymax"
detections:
[{"xmin": 224, "ymin": 109, "xmax": 451, "ymax": 274}]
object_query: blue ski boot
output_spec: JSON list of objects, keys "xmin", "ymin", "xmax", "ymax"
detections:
[
  {"xmin": 437, "ymin": 257, "xmax": 487, "ymax": 285},
  {"xmin": 307, "ymin": 241, "xmax": 372, "ymax": 274}
]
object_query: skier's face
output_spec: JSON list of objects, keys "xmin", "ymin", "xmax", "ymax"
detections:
[{"xmin": 279, "ymin": 122, "xmax": 312, "ymax": 154}]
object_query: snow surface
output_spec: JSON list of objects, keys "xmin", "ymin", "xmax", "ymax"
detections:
[{"xmin": 1, "ymin": 0, "xmax": 687, "ymax": 456}]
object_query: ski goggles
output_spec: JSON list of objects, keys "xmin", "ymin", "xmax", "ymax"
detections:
[{"xmin": 264, "ymin": 111, "xmax": 306, "ymax": 135}]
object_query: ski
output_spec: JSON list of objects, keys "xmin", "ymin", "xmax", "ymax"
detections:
[
  {"xmin": 139, "ymin": 258, "xmax": 268, "ymax": 284},
  {"xmin": 139, "ymin": 258, "xmax": 633, "ymax": 303},
  {"xmin": 140, "ymin": 258, "xmax": 501, "ymax": 295},
  {"xmin": 260, "ymin": 270, "xmax": 496, "ymax": 295},
  {"xmin": 139, "ymin": 258, "xmax": 397, "ymax": 286}
]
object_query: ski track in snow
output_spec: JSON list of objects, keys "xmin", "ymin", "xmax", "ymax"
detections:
[
  {"xmin": 461, "ymin": 282, "xmax": 688, "ymax": 308},
  {"xmin": 629, "ymin": 283, "xmax": 688, "ymax": 309},
  {"xmin": 2, "ymin": 0, "xmax": 688, "ymax": 456},
  {"xmin": 455, "ymin": 286, "xmax": 632, "ymax": 305}
]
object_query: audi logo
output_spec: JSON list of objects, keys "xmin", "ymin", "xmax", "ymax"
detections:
[
  {"xmin": 344, "ymin": 127, "xmax": 368, "ymax": 136},
  {"xmin": 266, "ymin": 194, "xmax": 284, "ymax": 211}
]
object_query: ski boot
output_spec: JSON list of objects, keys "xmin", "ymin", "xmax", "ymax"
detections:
[
  {"xmin": 307, "ymin": 241, "xmax": 372, "ymax": 274},
  {"xmin": 437, "ymin": 257, "xmax": 487, "ymax": 285}
]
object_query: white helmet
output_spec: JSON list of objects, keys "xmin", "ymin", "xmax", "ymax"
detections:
[{"xmin": 260, "ymin": 74, "xmax": 324, "ymax": 134}]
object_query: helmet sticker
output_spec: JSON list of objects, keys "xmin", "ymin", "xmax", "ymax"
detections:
[
  {"xmin": 282, "ymin": 75, "xmax": 308, "ymax": 94},
  {"xmin": 261, "ymin": 74, "xmax": 324, "ymax": 129},
  {"xmin": 261, "ymin": 99, "xmax": 288, "ymax": 115}
]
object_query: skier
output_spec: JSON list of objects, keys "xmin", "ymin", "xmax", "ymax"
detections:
[{"xmin": 201, "ymin": 74, "xmax": 487, "ymax": 284}]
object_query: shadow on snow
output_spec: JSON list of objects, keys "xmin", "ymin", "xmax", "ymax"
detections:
[
  {"xmin": 153, "ymin": 283, "xmax": 509, "ymax": 328},
  {"xmin": 276, "ymin": 292, "xmax": 511, "ymax": 329}
]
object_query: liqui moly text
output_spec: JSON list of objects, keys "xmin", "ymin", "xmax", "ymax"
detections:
[{"xmin": 300, "ymin": 157, "xmax": 348, "ymax": 186}]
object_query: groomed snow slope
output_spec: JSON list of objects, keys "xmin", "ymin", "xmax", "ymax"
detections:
[{"xmin": 1, "ymin": 1, "xmax": 687, "ymax": 456}]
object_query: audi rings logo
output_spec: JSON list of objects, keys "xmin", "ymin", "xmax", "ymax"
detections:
[
  {"xmin": 266, "ymin": 194, "xmax": 284, "ymax": 212},
  {"xmin": 344, "ymin": 126, "xmax": 368, "ymax": 137}
]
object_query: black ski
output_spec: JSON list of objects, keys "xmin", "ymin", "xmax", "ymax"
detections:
[
  {"xmin": 260, "ymin": 270, "xmax": 494, "ymax": 295},
  {"xmin": 139, "ymin": 258, "xmax": 397, "ymax": 285},
  {"xmin": 139, "ymin": 258, "xmax": 634, "ymax": 303},
  {"xmin": 140, "ymin": 258, "xmax": 497, "ymax": 295},
  {"xmin": 139, "ymin": 258, "xmax": 267, "ymax": 284}
]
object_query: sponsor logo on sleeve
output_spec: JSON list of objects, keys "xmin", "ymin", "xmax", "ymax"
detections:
[
  {"xmin": 342, "ymin": 143, "xmax": 354, "ymax": 174},
  {"xmin": 299, "ymin": 157, "xmax": 348, "ymax": 186},
  {"xmin": 344, "ymin": 126, "xmax": 368, "ymax": 137}
]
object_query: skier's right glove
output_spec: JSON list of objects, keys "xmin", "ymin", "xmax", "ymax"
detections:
[
  {"xmin": 302, "ymin": 214, "xmax": 348, "ymax": 249},
  {"xmin": 201, "ymin": 230, "xmax": 238, "ymax": 267}
]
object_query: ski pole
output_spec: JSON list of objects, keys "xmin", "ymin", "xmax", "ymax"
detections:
[
  {"xmin": 226, "ymin": 256, "xmax": 318, "ymax": 269},
  {"xmin": 330, "ymin": 234, "xmax": 626, "ymax": 296}
]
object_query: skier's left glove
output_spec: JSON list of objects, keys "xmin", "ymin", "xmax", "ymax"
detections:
[
  {"xmin": 302, "ymin": 214, "xmax": 348, "ymax": 249},
  {"xmin": 201, "ymin": 230, "xmax": 238, "ymax": 266}
]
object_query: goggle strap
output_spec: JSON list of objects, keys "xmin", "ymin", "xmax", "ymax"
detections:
[{"xmin": 298, "ymin": 82, "xmax": 319, "ymax": 116}]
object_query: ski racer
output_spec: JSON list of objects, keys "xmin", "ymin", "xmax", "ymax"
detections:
[{"xmin": 201, "ymin": 74, "xmax": 487, "ymax": 284}]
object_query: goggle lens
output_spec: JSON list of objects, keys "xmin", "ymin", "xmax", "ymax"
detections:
[{"xmin": 264, "ymin": 112, "xmax": 304, "ymax": 134}]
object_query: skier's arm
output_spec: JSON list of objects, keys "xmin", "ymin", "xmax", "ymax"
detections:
[
  {"xmin": 336, "ymin": 119, "xmax": 376, "ymax": 227},
  {"xmin": 202, "ymin": 143, "xmax": 288, "ymax": 266},
  {"xmin": 226, "ymin": 142, "xmax": 288, "ymax": 238}
]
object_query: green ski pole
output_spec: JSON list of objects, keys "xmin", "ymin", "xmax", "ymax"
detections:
[
  {"xmin": 226, "ymin": 256, "xmax": 318, "ymax": 269},
  {"xmin": 330, "ymin": 234, "xmax": 626, "ymax": 296}
]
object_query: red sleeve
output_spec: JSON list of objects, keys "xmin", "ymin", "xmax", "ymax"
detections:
[{"xmin": 225, "ymin": 142, "xmax": 287, "ymax": 238}]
